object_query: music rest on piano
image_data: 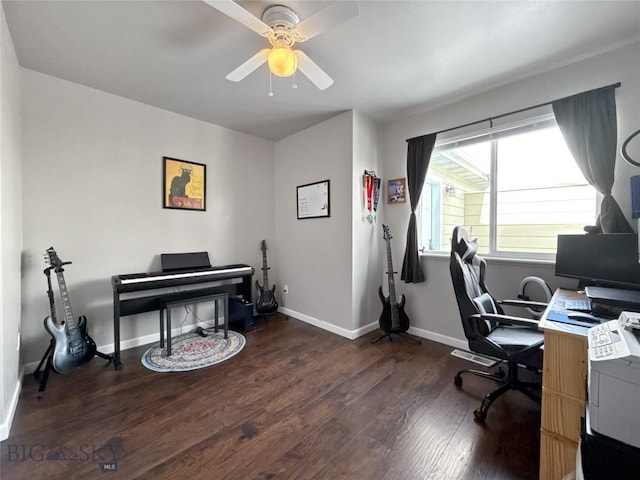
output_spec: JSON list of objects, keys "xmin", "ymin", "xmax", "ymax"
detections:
[{"xmin": 111, "ymin": 263, "xmax": 254, "ymax": 369}]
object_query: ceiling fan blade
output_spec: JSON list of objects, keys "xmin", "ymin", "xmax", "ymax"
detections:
[
  {"xmin": 203, "ymin": 0, "xmax": 272, "ymax": 37},
  {"xmin": 295, "ymin": 1, "xmax": 360, "ymax": 42},
  {"xmin": 295, "ymin": 51, "xmax": 333, "ymax": 91},
  {"xmin": 226, "ymin": 49, "xmax": 270, "ymax": 82}
]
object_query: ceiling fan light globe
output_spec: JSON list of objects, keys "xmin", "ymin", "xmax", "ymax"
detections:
[{"xmin": 268, "ymin": 46, "xmax": 297, "ymax": 77}]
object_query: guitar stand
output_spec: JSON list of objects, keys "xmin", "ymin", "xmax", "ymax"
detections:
[
  {"xmin": 33, "ymin": 339, "xmax": 112, "ymax": 396},
  {"xmin": 371, "ymin": 331, "xmax": 422, "ymax": 345},
  {"xmin": 72, "ymin": 316, "xmax": 112, "ymax": 364},
  {"xmin": 95, "ymin": 351, "xmax": 113, "ymax": 362},
  {"xmin": 255, "ymin": 312, "xmax": 275, "ymax": 324},
  {"xmin": 35, "ymin": 266, "xmax": 113, "ymax": 396},
  {"xmin": 34, "ymin": 340, "xmax": 55, "ymax": 395}
]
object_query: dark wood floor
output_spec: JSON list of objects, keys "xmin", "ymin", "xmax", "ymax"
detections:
[{"xmin": 1, "ymin": 314, "xmax": 540, "ymax": 480}]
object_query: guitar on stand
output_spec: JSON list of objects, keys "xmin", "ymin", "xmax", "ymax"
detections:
[
  {"xmin": 35, "ymin": 247, "xmax": 111, "ymax": 393},
  {"xmin": 255, "ymin": 240, "xmax": 278, "ymax": 316},
  {"xmin": 372, "ymin": 225, "xmax": 420, "ymax": 344}
]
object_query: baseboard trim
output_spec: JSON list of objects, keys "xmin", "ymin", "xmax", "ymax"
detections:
[
  {"xmin": 0, "ymin": 377, "xmax": 23, "ymax": 441},
  {"xmin": 277, "ymin": 307, "xmax": 467, "ymax": 350},
  {"xmin": 278, "ymin": 307, "xmax": 360, "ymax": 339},
  {"xmin": 407, "ymin": 325, "xmax": 468, "ymax": 351},
  {"xmin": 352, "ymin": 322, "xmax": 380, "ymax": 338}
]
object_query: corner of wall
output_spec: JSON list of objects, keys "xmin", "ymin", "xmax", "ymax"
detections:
[
  {"xmin": 351, "ymin": 112, "xmax": 384, "ymax": 330},
  {"xmin": 1, "ymin": 0, "xmax": 25, "ymax": 440}
]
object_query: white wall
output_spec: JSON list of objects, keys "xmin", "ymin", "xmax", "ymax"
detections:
[
  {"xmin": 274, "ymin": 112, "xmax": 355, "ymax": 333},
  {"xmin": 274, "ymin": 110, "xmax": 385, "ymax": 337},
  {"xmin": 352, "ymin": 112, "xmax": 383, "ymax": 331},
  {"xmin": 20, "ymin": 69, "xmax": 275, "ymax": 366},
  {"xmin": 0, "ymin": 3, "xmax": 23, "ymax": 441},
  {"xmin": 381, "ymin": 42, "xmax": 640, "ymax": 346}
]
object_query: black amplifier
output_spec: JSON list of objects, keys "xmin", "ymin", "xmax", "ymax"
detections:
[{"xmin": 228, "ymin": 296, "xmax": 255, "ymax": 331}]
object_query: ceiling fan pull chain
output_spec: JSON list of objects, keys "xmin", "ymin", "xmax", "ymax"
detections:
[{"xmin": 268, "ymin": 71, "xmax": 274, "ymax": 97}]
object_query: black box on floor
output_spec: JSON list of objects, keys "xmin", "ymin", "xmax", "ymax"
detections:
[
  {"xmin": 228, "ymin": 296, "xmax": 255, "ymax": 331},
  {"xmin": 581, "ymin": 417, "xmax": 640, "ymax": 480}
]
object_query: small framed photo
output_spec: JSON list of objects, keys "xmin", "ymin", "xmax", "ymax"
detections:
[
  {"xmin": 163, "ymin": 157, "xmax": 206, "ymax": 211},
  {"xmin": 388, "ymin": 178, "xmax": 406, "ymax": 204}
]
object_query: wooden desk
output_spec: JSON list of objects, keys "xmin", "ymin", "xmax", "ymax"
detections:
[{"xmin": 538, "ymin": 288, "xmax": 590, "ymax": 480}]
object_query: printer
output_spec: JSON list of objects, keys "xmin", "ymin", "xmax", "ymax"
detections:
[{"xmin": 588, "ymin": 311, "xmax": 640, "ymax": 448}]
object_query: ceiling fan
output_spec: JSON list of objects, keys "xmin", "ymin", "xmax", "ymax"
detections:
[{"xmin": 203, "ymin": 0, "xmax": 360, "ymax": 91}]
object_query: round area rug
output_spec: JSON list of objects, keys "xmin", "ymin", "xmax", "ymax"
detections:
[{"xmin": 141, "ymin": 330, "xmax": 245, "ymax": 372}]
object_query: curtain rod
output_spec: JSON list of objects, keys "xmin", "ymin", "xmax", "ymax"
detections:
[{"xmin": 406, "ymin": 81, "xmax": 621, "ymax": 143}]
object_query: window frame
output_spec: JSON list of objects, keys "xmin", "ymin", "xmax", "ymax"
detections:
[
  {"xmin": 418, "ymin": 176, "xmax": 443, "ymax": 253},
  {"xmin": 418, "ymin": 114, "xmax": 598, "ymax": 261}
]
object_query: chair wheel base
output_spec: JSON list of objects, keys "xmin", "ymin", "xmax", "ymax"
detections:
[{"xmin": 473, "ymin": 409, "xmax": 487, "ymax": 422}]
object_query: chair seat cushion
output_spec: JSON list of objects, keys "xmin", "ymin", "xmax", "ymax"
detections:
[{"xmin": 487, "ymin": 326, "xmax": 544, "ymax": 350}]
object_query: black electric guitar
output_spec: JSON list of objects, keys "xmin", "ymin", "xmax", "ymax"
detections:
[
  {"xmin": 255, "ymin": 240, "xmax": 278, "ymax": 315},
  {"xmin": 43, "ymin": 247, "xmax": 97, "ymax": 373},
  {"xmin": 378, "ymin": 225, "xmax": 410, "ymax": 334}
]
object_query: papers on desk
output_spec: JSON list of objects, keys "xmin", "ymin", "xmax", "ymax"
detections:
[{"xmin": 547, "ymin": 310, "xmax": 605, "ymax": 328}]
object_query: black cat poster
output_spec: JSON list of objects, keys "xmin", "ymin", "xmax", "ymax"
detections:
[{"xmin": 163, "ymin": 157, "xmax": 206, "ymax": 211}]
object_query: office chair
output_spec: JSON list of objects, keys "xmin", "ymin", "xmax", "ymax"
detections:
[{"xmin": 449, "ymin": 226, "xmax": 546, "ymax": 421}]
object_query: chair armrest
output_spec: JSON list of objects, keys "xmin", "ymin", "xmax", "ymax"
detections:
[
  {"xmin": 470, "ymin": 313, "xmax": 539, "ymax": 329},
  {"xmin": 498, "ymin": 299, "xmax": 548, "ymax": 310}
]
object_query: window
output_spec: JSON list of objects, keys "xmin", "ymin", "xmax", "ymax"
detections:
[
  {"xmin": 418, "ymin": 116, "xmax": 596, "ymax": 258},
  {"xmin": 420, "ymin": 179, "xmax": 442, "ymax": 251}
]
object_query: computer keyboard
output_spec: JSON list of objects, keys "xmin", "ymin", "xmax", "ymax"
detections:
[{"xmin": 564, "ymin": 299, "xmax": 592, "ymax": 311}]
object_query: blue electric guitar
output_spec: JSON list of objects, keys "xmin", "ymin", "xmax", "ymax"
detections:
[{"xmin": 43, "ymin": 247, "xmax": 97, "ymax": 373}]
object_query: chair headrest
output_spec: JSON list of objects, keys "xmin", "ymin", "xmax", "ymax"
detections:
[
  {"xmin": 452, "ymin": 226, "xmax": 479, "ymax": 261},
  {"xmin": 459, "ymin": 237, "xmax": 478, "ymax": 262}
]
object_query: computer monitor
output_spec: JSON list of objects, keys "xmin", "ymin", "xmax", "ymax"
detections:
[{"xmin": 555, "ymin": 233, "xmax": 640, "ymax": 290}]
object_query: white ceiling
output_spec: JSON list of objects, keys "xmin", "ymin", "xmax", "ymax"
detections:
[{"xmin": 3, "ymin": 0, "xmax": 640, "ymax": 141}]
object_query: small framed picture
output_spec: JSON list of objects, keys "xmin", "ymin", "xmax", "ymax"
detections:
[
  {"xmin": 388, "ymin": 178, "xmax": 406, "ymax": 204},
  {"xmin": 163, "ymin": 157, "xmax": 206, "ymax": 211}
]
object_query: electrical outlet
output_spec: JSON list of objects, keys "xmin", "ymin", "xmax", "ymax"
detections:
[{"xmin": 283, "ymin": 285, "xmax": 289, "ymax": 294}]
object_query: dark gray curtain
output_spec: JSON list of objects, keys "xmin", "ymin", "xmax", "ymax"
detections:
[
  {"xmin": 401, "ymin": 133, "xmax": 437, "ymax": 283},
  {"xmin": 552, "ymin": 86, "xmax": 632, "ymax": 233}
]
